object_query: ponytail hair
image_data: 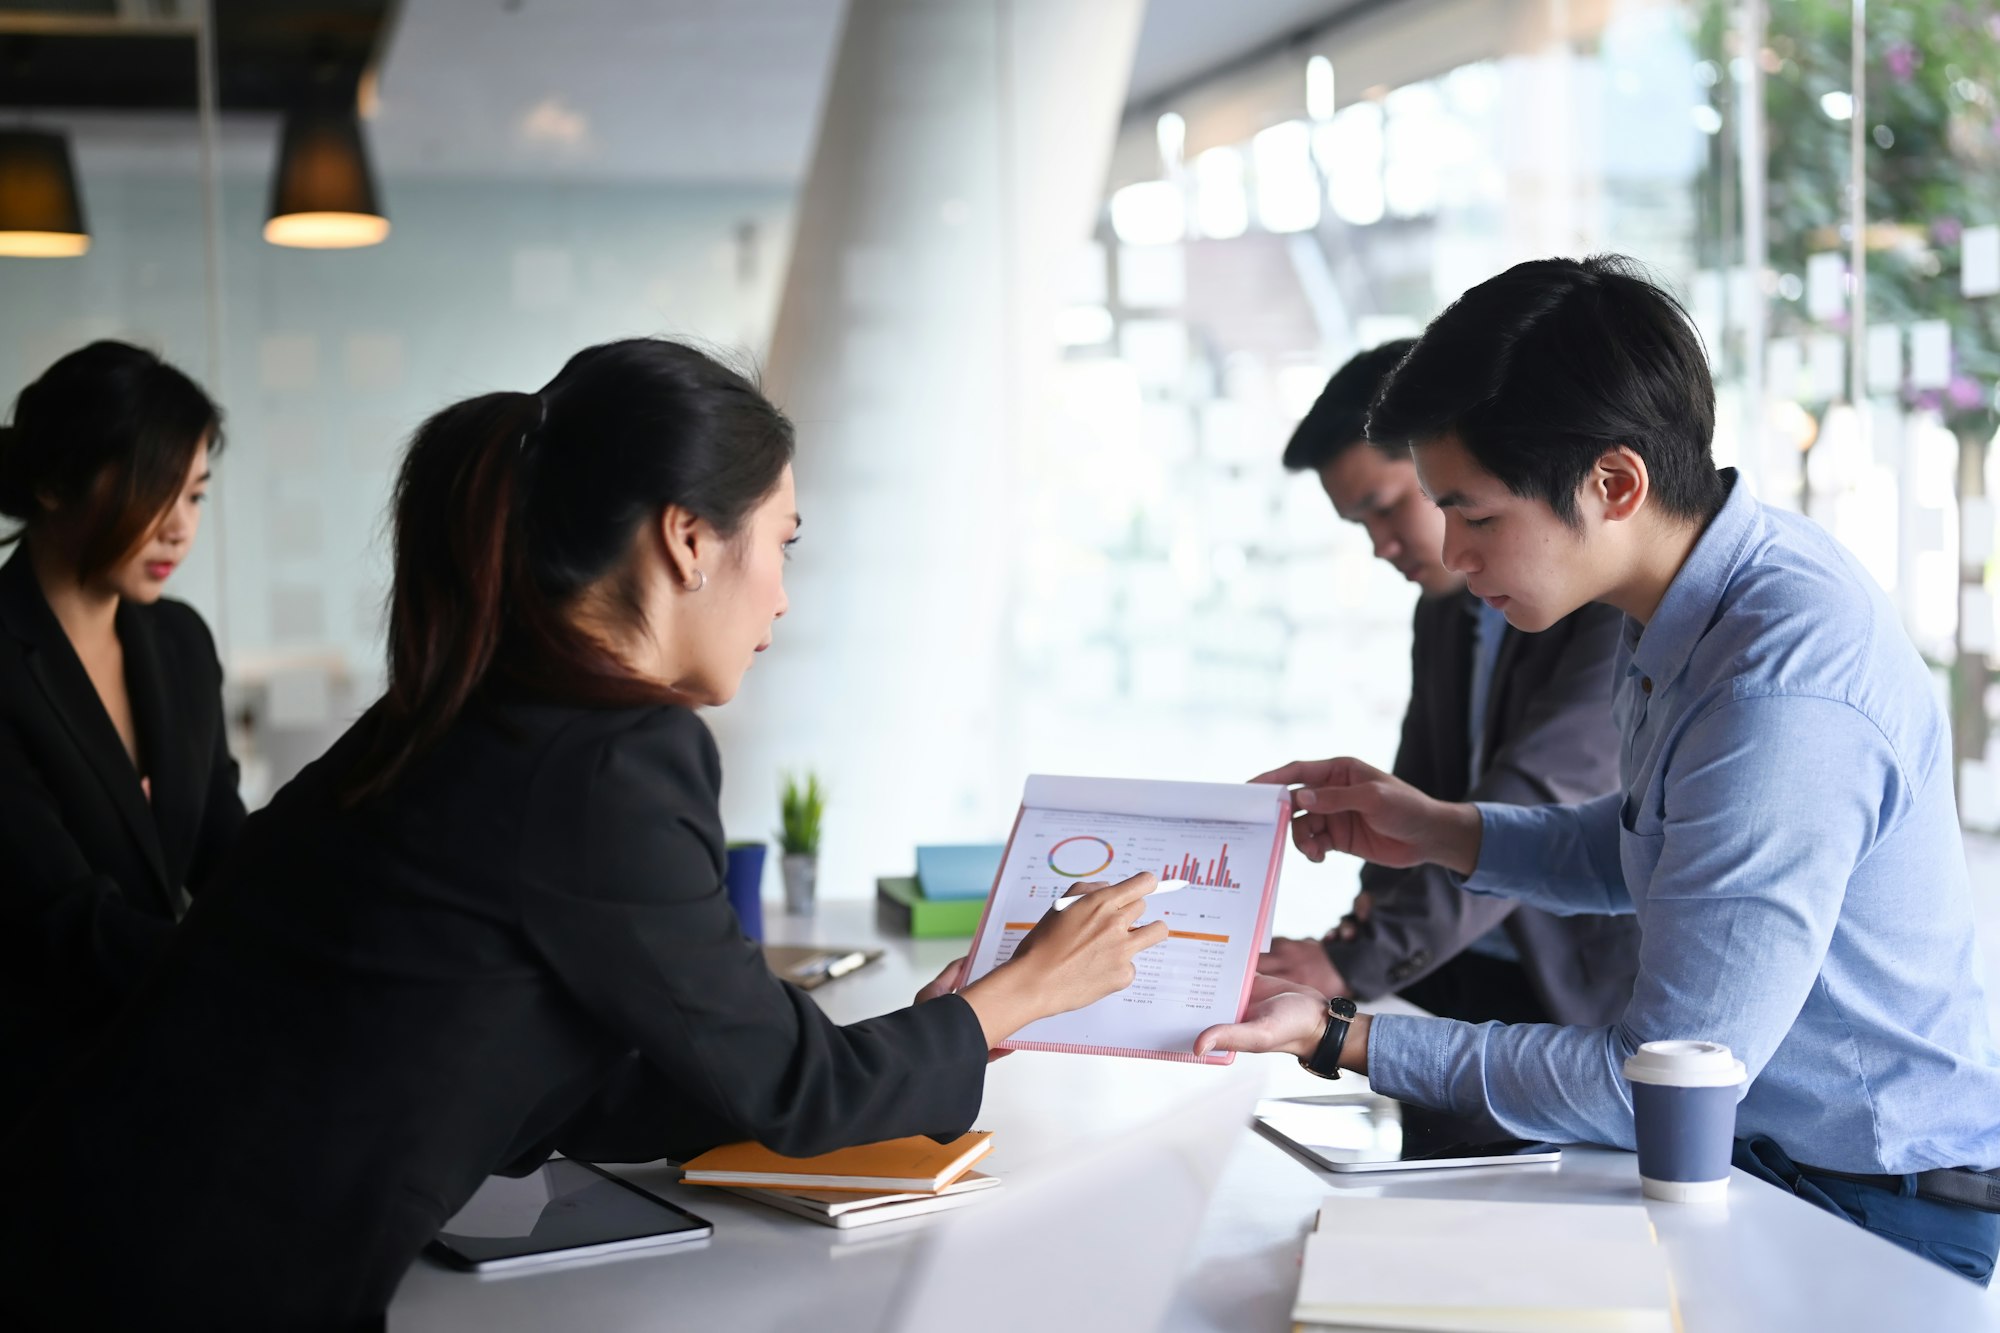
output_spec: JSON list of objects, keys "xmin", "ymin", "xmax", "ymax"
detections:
[
  {"xmin": 1, "ymin": 341, "xmax": 223, "ymax": 576},
  {"xmin": 343, "ymin": 338, "xmax": 795, "ymax": 803}
]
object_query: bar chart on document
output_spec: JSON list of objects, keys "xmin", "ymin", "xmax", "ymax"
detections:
[{"xmin": 963, "ymin": 776, "xmax": 1288, "ymax": 1061}]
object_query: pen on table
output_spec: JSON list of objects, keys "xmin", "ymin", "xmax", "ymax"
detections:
[{"xmin": 798, "ymin": 950, "xmax": 869, "ymax": 980}]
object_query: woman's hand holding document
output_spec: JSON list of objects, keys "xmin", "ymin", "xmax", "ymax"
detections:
[
  {"xmin": 940, "ymin": 862, "xmax": 1171, "ymax": 1054},
  {"xmin": 955, "ymin": 775, "xmax": 1291, "ymax": 1063}
]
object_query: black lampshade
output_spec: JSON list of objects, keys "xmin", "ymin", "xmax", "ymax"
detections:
[
  {"xmin": 265, "ymin": 109, "xmax": 389, "ymax": 249},
  {"xmin": 0, "ymin": 129, "xmax": 90, "ymax": 258}
]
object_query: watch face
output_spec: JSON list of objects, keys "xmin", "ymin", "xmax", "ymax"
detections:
[{"xmin": 1331, "ymin": 997, "xmax": 1359, "ymax": 1019}]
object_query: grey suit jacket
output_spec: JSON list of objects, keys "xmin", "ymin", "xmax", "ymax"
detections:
[{"xmin": 1322, "ymin": 592, "xmax": 1641, "ymax": 1025}]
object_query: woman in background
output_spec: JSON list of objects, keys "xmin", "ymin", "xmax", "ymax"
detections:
[
  {"xmin": 0, "ymin": 341, "xmax": 242, "ymax": 1125},
  {"xmin": 0, "ymin": 338, "xmax": 1164, "ymax": 1331}
]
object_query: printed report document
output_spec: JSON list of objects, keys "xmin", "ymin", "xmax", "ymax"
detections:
[{"xmin": 958, "ymin": 774, "xmax": 1289, "ymax": 1063}]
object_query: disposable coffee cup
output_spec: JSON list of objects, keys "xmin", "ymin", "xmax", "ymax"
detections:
[{"xmin": 1623, "ymin": 1040, "xmax": 1746, "ymax": 1202}]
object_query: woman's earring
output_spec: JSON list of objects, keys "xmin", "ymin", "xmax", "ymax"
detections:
[{"xmin": 688, "ymin": 570, "xmax": 706, "ymax": 592}]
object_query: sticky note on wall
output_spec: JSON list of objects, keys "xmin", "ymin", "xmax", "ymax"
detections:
[
  {"xmin": 1963, "ymin": 587, "xmax": 1997, "ymax": 656},
  {"xmin": 1964, "ymin": 497, "xmax": 1997, "ymax": 567},
  {"xmin": 1866, "ymin": 325, "xmax": 1903, "ymax": 396},
  {"xmin": 1807, "ymin": 334, "xmax": 1845, "ymax": 400},
  {"xmin": 1807, "ymin": 252, "xmax": 1847, "ymax": 322},
  {"xmin": 1963, "ymin": 224, "xmax": 2000, "ymax": 299},
  {"xmin": 1910, "ymin": 321, "xmax": 1952, "ymax": 390}
]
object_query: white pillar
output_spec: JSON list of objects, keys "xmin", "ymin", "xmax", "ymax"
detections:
[{"xmin": 716, "ymin": 0, "xmax": 1143, "ymax": 898}]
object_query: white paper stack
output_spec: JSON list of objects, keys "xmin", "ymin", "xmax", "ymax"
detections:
[
  {"xmin": 721, "ymin": 1171, "xmax": 1001, "ymax": 1230},
  {"xmin": 1292, "ymin": 1196, "xmax": 1674, "ymax": 1332}
]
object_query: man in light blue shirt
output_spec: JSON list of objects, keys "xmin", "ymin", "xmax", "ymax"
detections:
[
  {"xmin": 1199, "ymin": 255, "xmax": 2000, "ymax": 1282},
  {"xmin": 1264, "ymin": 339, "xmax": 1635, "ymax": 1024}
]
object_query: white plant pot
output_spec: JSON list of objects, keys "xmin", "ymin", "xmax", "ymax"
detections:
[{"xmin": 781, "ymin": 853, "xmax": 818, "ymax": 916}]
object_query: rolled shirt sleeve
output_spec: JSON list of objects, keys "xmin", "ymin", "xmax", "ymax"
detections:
[
  {"xmin": 1327, "ymin": 604, "xmax": 1625, "ymax": 1000},
  {"xmin": 1460, "ymin": 790, "xmax": 1632, "ymax": 918},
  {"xmin": 1367, "ymin": 695, "xmax": 1895, "ymax": 1148}
]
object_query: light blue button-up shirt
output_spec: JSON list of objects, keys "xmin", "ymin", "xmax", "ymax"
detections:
[{"xmin": 1366, "ymin": 470, "xmax": 2000, "ymax": 1173}]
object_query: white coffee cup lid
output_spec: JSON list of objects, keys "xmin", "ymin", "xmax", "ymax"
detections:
[{"xmin": 1623, "ymin": 1040, "xmax": 1747, "ymax": 1088}]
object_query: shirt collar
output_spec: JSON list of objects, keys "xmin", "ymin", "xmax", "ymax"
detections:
[{"xmin": 1628, "ymin": 468, "xmax": 1756, "ymax": 694}]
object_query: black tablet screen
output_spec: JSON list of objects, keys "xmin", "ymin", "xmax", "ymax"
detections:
[{"xmin": 432, "ymin": 1160, "xmax": 709, "ymax": 1267}]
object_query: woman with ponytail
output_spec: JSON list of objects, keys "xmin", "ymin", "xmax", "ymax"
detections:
[
  {"xmin": 0, "ymin": 341, "xmax": 243, "ymax": 1125},
  {"xmin": 1, "ymin": 338, "xmax": 1166, "ymax": 1331}
]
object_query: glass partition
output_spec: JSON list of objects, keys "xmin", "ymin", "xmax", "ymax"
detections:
[{"xmin": 1035, "ymin": 0, "xmax": 2000, "ymax": 897}]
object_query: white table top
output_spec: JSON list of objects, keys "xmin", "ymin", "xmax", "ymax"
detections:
[{"xmin": 389, "ymin": 899, "xmax": 1999, "ymax": 1332}]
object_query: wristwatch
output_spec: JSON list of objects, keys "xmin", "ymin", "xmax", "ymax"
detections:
[{"xmin": 1299, "ymin": 996, "xmax": 1359, "ymax": 1079}]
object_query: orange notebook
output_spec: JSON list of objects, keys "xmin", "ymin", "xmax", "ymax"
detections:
[{"xmin": 680, "ymin": 1132, "xmax": 993, "ymax": 1194}]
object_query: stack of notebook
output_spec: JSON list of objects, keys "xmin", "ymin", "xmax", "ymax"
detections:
[
  {"xmin": 680, "ymin": 1132, "xmax": 1000, "ymax": 1230},
  {"xmin": 874, "ymin": 843, "xmax": 1005, "ymax": 939},
  {"xmin": 1292, "ymin": 1196, "xmax": 1675, "ymax": 1332}
]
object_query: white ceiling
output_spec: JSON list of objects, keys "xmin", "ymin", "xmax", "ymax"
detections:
[
  {"xmin": 56, "ymin": 0, "xmax": 1375, "ymax": 182},
  {"xmin": 368, "ymin": 0, "xmax": 1369, "ymax": 181},
  {"xmin": 369, "ymin": 0, "xmax": 848, "ymax": 183},
  {"xmin": 1127, "ymin": 0, "xmax": 1369, "ymax": 108}
]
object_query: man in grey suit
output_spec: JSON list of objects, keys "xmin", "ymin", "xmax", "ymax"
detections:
[{"xmin": 1262, "ymin": 341, "xmax": 1640, "ymax": 1025}]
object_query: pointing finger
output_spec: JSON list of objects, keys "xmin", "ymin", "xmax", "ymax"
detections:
[
  {"xmin": 1051, "ymin": 879, "xmax": 1112, "ymax": 911},
  {"xmin": 1102, "ymin": 871, "xmax": 1161, "ymax": 908}
]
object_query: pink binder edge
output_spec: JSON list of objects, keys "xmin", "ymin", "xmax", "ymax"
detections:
[
  {"xmin": 960, "ymin": 785, "xmax": 1292, "ymax": 1065},
  {"xmin": 955, "ymin": 801, "xmax": 1026, "ymax": 987}
]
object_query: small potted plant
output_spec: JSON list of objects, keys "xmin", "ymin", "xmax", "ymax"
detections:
[{"xmin": 777, "ymin": 770, "xmax": 825, "ymax": 916}]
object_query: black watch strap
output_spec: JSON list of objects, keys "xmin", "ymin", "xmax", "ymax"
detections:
[{"xmin": 1299, "ymin": 996, "xmax": 1359, "ymax": 1079}]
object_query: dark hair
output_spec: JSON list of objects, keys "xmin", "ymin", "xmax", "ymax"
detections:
[
  {"xmin": 1281, "ymin": 338, "xmax": 1416, "ymax": 471},
  {"xmin": 0, "ymin": 341, "xmax": 223, "ymax": 578},
  {"xmin": 1367, "ymin": 255, "xmax": 1725, "ymax": 526},
  {"xmin": 344, "ymin": 337, "xmax": 795, "ymax": 803}
]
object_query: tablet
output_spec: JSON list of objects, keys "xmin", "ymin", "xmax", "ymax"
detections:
[
  {"xmin": 428, "ymin": 1159, "xmax": 712, "ymax": 1273},
  {"xmin": 1255, "ymin": 1094, "xmax": 1563, "ymax": 1173}
]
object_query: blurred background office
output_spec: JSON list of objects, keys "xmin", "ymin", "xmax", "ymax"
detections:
[{"xmin": 2, "ymin": 0, "xmax": 1995, "ymax": 979}]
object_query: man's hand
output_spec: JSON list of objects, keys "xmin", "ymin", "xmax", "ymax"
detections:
[
  {"xmin": 1249, "ymin": 756, "xmax": 1482, "ymax": 875},
  {"xmin": 1259, "ymin": 937, "xmax": 1352, "ymax": 997},
  {"xmin": 1194, "ymin": 973, "xmax": 1370, "ymax": 1069}
]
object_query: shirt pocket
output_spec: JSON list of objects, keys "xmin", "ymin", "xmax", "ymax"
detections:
[
  {"xmin": 1618, "ymin": 825, "xmax": 1666, "ymax": 895},
  {"xmin": 1618, "ymin": 789, "xmax": 1667, "ymax": 891},
  {"xmin": 1619, "ymin": 778, "xmax": 1667, "ymax": 837}
]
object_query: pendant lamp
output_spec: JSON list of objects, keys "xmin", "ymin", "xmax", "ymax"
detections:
[
  {"xmin": 265, "ymin": 109, "xmax": 390, "ymax": 249},
  {"xmin": 0, "ymin": 129, "xmax": 90, "ymax": 258}
]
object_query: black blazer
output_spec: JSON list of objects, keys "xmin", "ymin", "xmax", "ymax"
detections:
[
  {"xmin": 0, "ymin": 697, "xmax": 987, "ymax": 1331},
  {"xmin": 1323, "ymin": 592, "xmax": 1642, "ymax": 1025},
  {"xmin": 0, "ymin": 544, "xmax": 243, "ymax": 1119}
]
